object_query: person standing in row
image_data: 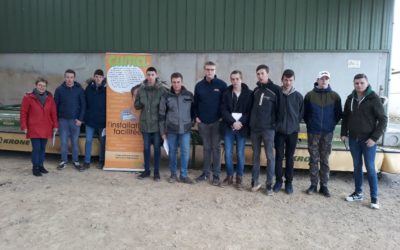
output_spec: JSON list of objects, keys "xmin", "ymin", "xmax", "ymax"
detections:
[
  {"xmin": 250, "ymin": 64, "xmax": 282, "ymax": 195},
  {"xmin": 84, "ymin": 69, "xmax": 107, "ymax": 170},
  {"xmin": 220, "ymin": 70, "xmax": 253, "ymax": 190},
  {"xmin": 193, "ymin": 61, "xmax": 227, "ymax": 186},
  {"xmin": 273, "ymin": 69, "xmax": 303, "ymax": 194},
  {"xmin": 159, "ymin": 72, "xmax": 195, "ymax": 184},
  {"xmin": 135, "ymin": 67, "xmax": 167, "ymax": 181},
  {"xmin": 20, "ymin": 78, "xmax": 58, "ymax": 176},
  {"xmin": 54, "ymin": 69, "xmax": 86, "ymax": 171},
  {"xmin": 303, "ymin": 71, "xmax": 342, "ymax": 197},
  {"xmin": 341, "ymin": 74, "xmax": 387, "ymax": 209}
]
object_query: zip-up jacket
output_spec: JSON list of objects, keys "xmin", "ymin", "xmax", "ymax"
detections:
[
  {"xmin": 249, "ymin": 80, "xmax": 283, "ymax": 132},
  {"xmin": 340, "ymin": 85, "xmax": 387, "ymax": 141},
  {"xmin": 54, "ymin": 81, "xmax": 86, "ymax": 121},
  {"xmin": 193, "ymin": 75, "xmax": 227, "ymax": 124},
  {"xmin": 20, "ymin": 91, "xmax": 58, "ymax": 138},
  {"xmin": 159, "ymin": 86, "xmax": 194, "ymax": 135},
  {"xmin": 276, "ymin": 87, "xmax": 304, "ymax": 134},
  {"xmin": 303, "ymin": 83, "xmax": 342, "ymax": 134},
  {"xmin": 134, "ymin": 78, "xmax": 167, "ymax": 133},
  {"xmin": 221, "ymin": 83, "xmax": 253, "ymax": 137},
  {"xmin": 84, "ymin": 79, "xmax": 106, "ymax": 129}
]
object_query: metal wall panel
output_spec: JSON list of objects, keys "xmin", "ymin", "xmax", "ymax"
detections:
[{"xmin": 0, "ymin": 0, "xmax": 394, "ymax": 52}]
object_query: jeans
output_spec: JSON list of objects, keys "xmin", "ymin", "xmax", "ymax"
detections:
[
  {"xmin": 59, "ymin": 118, "xmax": 81, "ymax": 162},
  {"xmin": 31, "ymin": 138, "xmax": 48, "ymax": 167},
  {"xmin": 349, "ymin": 137, "xmax": 378, "ymax": 199},
  {"xmin": 274, "ymin": 132, "xmax": 298, "ymax": 184},
  {"xmin": 307, "ymin": 133, "xmax": 333, "ymax": 187},
  {"xmin": 224, "ymin": 128, "xmax": 246, "ymax": 177},
  {"xmin": 251, "ymin": 129, "xmax": 275, "ymax": 186},
  {"xmin": 198, "ymin": 121, "xmax": 221, "ymax": 177},
  {"xmin": 168, "ymin": 132, "xmax": 190, "ymax": 178},
  {"xmin": 84, "ymin": 125, "xmax": 105, "ymax": 163},
  {"xmin": 142, "ymin": 132, "xmax": 161, "ymax": 175}
]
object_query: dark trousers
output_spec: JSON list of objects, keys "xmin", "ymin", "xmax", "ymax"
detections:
[
  {"xmin": 198, "ymin": 121, "xmax": 221, "ymax": 177},
  {"xmin": 31, "ymin": 138, "xmax": 48, "ymax": 167},
  {"xmin": 274, "ymin": 132, "xmax": 298, "ymax": 184}
]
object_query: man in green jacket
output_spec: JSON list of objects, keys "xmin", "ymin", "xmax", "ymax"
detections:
[{"xmin": 134, "ymin": 67, "xmax": 167, "ymax": 181}]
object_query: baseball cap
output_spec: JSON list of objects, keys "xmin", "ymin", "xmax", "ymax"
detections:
[{"xmin": 318, "ymin": 71, "xmax": 330, "ymax": 79}]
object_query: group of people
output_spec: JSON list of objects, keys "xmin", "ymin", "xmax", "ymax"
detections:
[
  {"xmin": 20, "ymin": 69, "xmax": 107, "ymax": 174},
  {"xmin": 19, "ymin": 61, "xmax": 387, "ymax": 210}
]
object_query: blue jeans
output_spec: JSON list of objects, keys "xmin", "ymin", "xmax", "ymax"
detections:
[
  {"xmin": 349, "ymin": 137, "xmax": 378, "ymax": 199},
  {"xmin": 224, "ymin": 128, "xmax": 246, "ymax": 177},
  {"xmin": 142, "ymin": 132, "xmax": 161, "ymax": 175},
  {"xmin": 85, "ymin": 125, "xmax": 105, "ymax": 163},
  {"xmin": 59, "ymin": 118, "xmax": 81, "ymax": 162},
  {"xmin": 31, "ymin": 138, "xmax": 48, "ymax": 167},
  {"xmin": 168, "ymin": 132, "xmax": 190, "ymax": 178}
]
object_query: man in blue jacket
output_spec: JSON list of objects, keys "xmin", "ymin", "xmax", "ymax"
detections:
[
  {"xmin": 54, "ymin": 69, "xmax": 86, "ymax": 171},
  {"xmin": 194, "ymin": 61, "xmax": 227, "ymax": 186},
  {"xmin": 84, "ymin": 69, "xmax": 106, "ymax": 170},
  {"xmin": 303, "ymin": 71, "xmax": 342, "ymax": 197}
]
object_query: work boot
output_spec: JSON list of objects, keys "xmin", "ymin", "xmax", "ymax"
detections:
[
  {"xmin": 137, "ymin": 171, "xmax": 151, "ymax": 179},
  {"xmin": 306, "ymin": 185, "xmax": 317, "ymax": 195},
  {"xmin": 222, "ymin": 176, "xmax": 233, "ymax": 185},
  {"xmin": 32, "ymin": 166, "xmax": 42, "ymax": 177},
  {"xmin": 273, "ymin": 181, "xmax": 282, "ymax": 193},
  {"xmin": 39, "ymin": 165, "xmax": 48, "ymax": 174},
  {"xmin": 319, "ymin": 186, "xmax": 331, "ymax": 197},
  {"xmin": 236, "ymin": 176, "xmax": 243, "ymax": 191}
]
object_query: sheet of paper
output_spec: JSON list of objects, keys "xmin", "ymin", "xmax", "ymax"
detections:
[
  {"xmin": 232, "ymin": 112, "xmax": 242, "ymax": 121},
  {"xmin": 163, "ymin": 139, "xmax": 169, "ymax": 156},
  {"xmin": 52, "ymin": 131, "xmax": 56, "ymax": 147}
]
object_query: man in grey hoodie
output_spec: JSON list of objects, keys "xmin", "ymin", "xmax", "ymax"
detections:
[{"xmin": 273, "ymin": 69, "xmax": 303, "ymax": 194}]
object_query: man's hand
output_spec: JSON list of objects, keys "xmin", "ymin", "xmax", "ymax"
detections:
[
  {"xmin": 232, "ymin": 121, "xmax": 243, "ymax": 130},
  {"xmin": 366, "ymin": 138, "xmax": 376, "ymax": 148},
  {"xmin": 23, "ymin": 129, "xmax": 28, "ymax": 134},
  {"xmin": 53, "ymin": 128, "xmax": 58, "ymax": 133},
  {"xmin": 75, "ymin": 119, "xmax": 82, "ymax": 126},
  {"xmin": 196, "ymin": 117, "xmax": 201, "ymax": 124},
  {"xmin": 161, "ymin": 134, "xmax": 167, "ymax": 140},
  {"xmin": 341, "ymin": 136, "xmax": 348, "ymax": 142}
]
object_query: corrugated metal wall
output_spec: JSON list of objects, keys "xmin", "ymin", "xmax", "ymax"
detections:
[{"xmin": 0, "ymin": 0, "xmax": 394, "ymax": 53}]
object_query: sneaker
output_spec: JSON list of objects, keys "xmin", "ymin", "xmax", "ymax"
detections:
[
  {"xmin": 345, "ymin": 192, "xmax": 363, "ymax": 202},
  {"xmin": 39, "ymin": 165, "xmax": 49, "ymax": 174},
  {"xmin": 195, "ymin": 172, "xmax": 209, "ymax": 182},
  {"xmin": 319, "ymin": 186, "xmax": 331, "ymax": 197},
  {"xmin": 73, "ymin": 162, "xmax": 85, "ymax": 172},
  {"xmin": 168, "ymin": 175, "xmax": 178, "ymax": 183},
  {"xmin": 285, "ymin": 182, "xmax": 293, "ymax": 194},
  {"xmin": 180, "ymin": 176, "xmax": 194, "ymax": 184},
  {"xmin": 97, "ymin": 161, "xmax": 104, "ymax": 169},
  {"xmin": 212, "ymin": 175, "xmax": 222, "ymax": 186},
  {"xmin": 370, "ymin": 198, "xmax": 380, "ymax": 209},
  {"xmin": 153, "ymin": 173, "xmax": 161, "ymax": 182},
  {"xmin": 222, "ymin": 176, "xmax": 233, "ymax": 185},
  {"xmin": 57, "ymin": 161, "xmax": 67, "ymax": 170},
  {"xmin": 32, "ymin": 166, "xmax": 42, "ymax": 177},
  {"xmin": 265, "ymin": 184, "xmax": 273, "ymax": 196},
  {"xmin": 306, "ymin": 185, "xmax": 317, "ymax": 195},
  {"xmin": 137, "ymin": 171, "xmax": 150, "ymax": 179},
  {"xmin": 251, "ymin": 183, "xmax": 262, "ymax": 192},
  {"xmin": 273, "ymin": 182, "xmax": 282, "ymax": 193},
  {"xmin": 83, "ymin": 162, "xmax": 90, "ymax": 169}
]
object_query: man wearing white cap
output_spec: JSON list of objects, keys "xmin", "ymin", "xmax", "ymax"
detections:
[{"xmin": 303, "ymin": 71, "xmax": 342, "ymax": 197}]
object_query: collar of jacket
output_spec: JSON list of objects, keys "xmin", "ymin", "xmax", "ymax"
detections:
[
  {"xmin": 256, "ymin": 79, "xmax": 274, "ymax": 88},
  {"xmin": 351, "ymin": 84, "xmax": 373, "ymax": 99},
  {"xmin": 62, "ymin": 81, "xmax": 82, "ymax": 88},
  {"xmin": 313, "ymin": 82, "xmax": 332, "ymax": 93},
  {"xmin": 169, "ymin": 85, "xmax": 189, "ymax": 95},
  {"xmin": 227, "ymin": 82, "xmax": 250, "ymax": 92},
  {"xmin": 203, "ymin": 75, "xmax": 218, "ymax": 83},
  {"xmin": 141, "ymin": 78, "xmax": 163, "ymax": 90},
  {"xmin": 282, "ymin": 86, "xmax": 296, "ymax": 95}
]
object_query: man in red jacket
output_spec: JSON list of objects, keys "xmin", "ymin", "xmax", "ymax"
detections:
[{"xmin": 20, "ymin": 78, "xmax": 59, "ymax": 176}]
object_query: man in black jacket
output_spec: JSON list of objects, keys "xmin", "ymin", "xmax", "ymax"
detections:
[
  {"xmin": 220, "ymin": 70, "xmax": 252, "ymax": 190},
  {"xmin": 341, "ymin": 73, "xmax": 387, "ymax": 209},
  {"xmin": 273, "ymin": 69, "xmax": 303, "ymax": 194},
  {"xmin": 249, "ymin": 64, "xmax": 282, "ymax": 195}
]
